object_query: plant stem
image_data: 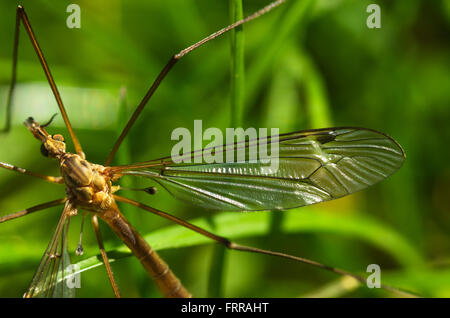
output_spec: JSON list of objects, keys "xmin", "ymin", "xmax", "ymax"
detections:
[{"xmin": 230, "ymin": 0, "xmax": 245, "ymax": 128}]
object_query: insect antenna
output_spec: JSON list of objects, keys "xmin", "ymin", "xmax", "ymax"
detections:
[{"xmin": 41, "ymin": 113, "xmax": 58, "ymax": 128}]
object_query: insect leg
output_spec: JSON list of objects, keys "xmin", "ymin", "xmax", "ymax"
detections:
[
  {"xmin": 3, "ymin": 6, "xmax": 84, "ymax": 158},
  {"xmin": 114, "ymin": 194, "xmax": 419, "ymax": 297},
  {"xmin": 0, "ymin": 161, "xmax": 63, "ymax": 184},
  {"xmin": 91, "ymin": 214, "xmax": 121, "ymax": 298},
  {"xmin": 104, "ymin": 0, "xmax": 286, "ymax": 165},
  {"xmin": 0, "ymin": 198, "xmax": 67, "ymax": 223},
  {"xmin": 1, "ymin": 4, "xmax": 19, "ymax": 134}
]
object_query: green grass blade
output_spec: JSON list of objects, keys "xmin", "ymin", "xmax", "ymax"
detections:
[{"xmin": 229, "ymin": 0, "xmax": 245, "ymax": 128}]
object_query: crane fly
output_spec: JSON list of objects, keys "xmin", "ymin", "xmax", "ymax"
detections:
[{"xmin": 0, "ymin": 0, "xmax": 408, "ymax": 298}]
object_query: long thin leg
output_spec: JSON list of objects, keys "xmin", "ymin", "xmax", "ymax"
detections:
[
  {"xmin": 1, "ymin": 5, "xmax": 20, "ymax": 133},
  {"xmin": 91, "ymin": 214, "xmax": 121, "ymax": 298},
  {"xmin": 0, "ymin": 198, "xmax": 66, "ymax": 223},
  {"xmin": 0, "ymin": 161, "xmax": 63, "ymax": 184},
  {"xmin": 104, "ymin": 0, "xmax": 286, "ymax": 165},
  {"xmin": 4, "ymin": 6, "xmax": 84, "ymax": 158},
  {"xmin": 114, "ymin": 195, "xmax": 419, "ymax": 297}
]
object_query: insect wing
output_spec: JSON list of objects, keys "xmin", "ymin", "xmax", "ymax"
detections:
[
  {"xmin": 24, "ymin": 202, "xmax": 76, "ymax": 298},
  {"xmin": 114, "ymin": 127, "xmax": 405, "ymax": 211}
]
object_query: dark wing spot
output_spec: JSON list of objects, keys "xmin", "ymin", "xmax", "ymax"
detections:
[
  {"xmin": 315, "ymin": 132, "xmax": 336, "ymax": 145},
  {"xmin": 144, "ymin": 187, "xmax": 158, "ymax": 195}
]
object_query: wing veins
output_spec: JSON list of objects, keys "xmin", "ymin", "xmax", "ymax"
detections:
[
  {"xmin": 25, "ymin": 202, "xmax": 74, "ymax": 298},
  {"xmin": 110, "ymin": 127, "xmax": 393, "ymax": 172}
]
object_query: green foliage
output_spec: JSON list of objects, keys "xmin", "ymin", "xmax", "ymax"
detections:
[{"xmin": 0, "ymin": 0, "xmax": 448, "ymax": 297}]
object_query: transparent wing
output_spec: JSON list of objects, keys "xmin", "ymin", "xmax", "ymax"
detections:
[
  {"xmin": 111, "ymin": 127, "xmax": 405, "ymax": 211},
  {"xmin": 24, "ymin": 201, "xmax": 76, "ymax": 298}
]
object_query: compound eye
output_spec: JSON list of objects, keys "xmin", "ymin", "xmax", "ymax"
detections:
[
  {"xmin": 40, "ymin": 144, "xmax": 49, "ymax": 157},
  {"xmin": 53, "ymin": 134, "xmax": 64, "ymax": 142}
]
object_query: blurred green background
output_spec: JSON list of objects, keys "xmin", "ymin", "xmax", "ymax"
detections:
[{"xmin": 0, "ymin": 0, "xmax": 449, "ymax": 298}]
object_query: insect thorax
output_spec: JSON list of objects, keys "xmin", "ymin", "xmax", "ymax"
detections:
[{"xmin": 60, "ymin": 153, "xmax": 114, "ymax": 211}]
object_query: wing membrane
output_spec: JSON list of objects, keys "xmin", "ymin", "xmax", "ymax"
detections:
[
  {"xmin": 111, "ymin": 127, "xmax": 405, "ymax": 211},
  {"xmin": 24, "ymin": 201, "xmax": 76, "ymax": 298}
]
